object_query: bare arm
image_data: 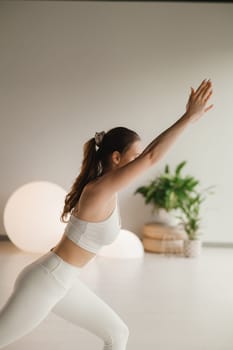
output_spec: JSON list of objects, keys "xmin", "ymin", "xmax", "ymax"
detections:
[
  {"xmin": 140, "ymin": 111, "xmax": 191, "ymax": 164},
  {"xmin": 94, "ymin": 79, "xmax": 213, "ymax": 197}
]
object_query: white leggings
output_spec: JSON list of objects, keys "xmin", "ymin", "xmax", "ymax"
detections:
[{"xmin": 0, "ymin": 250, "xmax": 129, "ymax": 349}]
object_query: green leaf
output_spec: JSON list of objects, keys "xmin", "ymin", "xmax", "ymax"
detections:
[
  {"xmin": 175, "ymin": 160, "xmax": 187, "ymax": 176},
  {"xmin": 165, "ymin": 164, "xmax": 170, "ymax": 174}
]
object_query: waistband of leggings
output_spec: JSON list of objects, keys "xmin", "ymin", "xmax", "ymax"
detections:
[{"xmin": 38, "ymin": 249, "xmax": 83, "ymax": 276}]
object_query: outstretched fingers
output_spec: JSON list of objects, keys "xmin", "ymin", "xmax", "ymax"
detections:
[
  {"xmin": 203, "ymin": 89, "xmax": 213, "ymax": 103},
  {"xmin": 193, "ymin": 79, "xmax": 209, "ymax": 98},
  {"xmin": 204, "ymin": 104, "xmax": 214, "ymax": 113},
  {"xmin": 196, "ymin": 81, "xmax": 212, "ymax": 99}
]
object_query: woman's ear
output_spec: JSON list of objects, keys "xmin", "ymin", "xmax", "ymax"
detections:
[{"xmin": 111, "ymin": 151, "xmax": 121, "ymax": 165}]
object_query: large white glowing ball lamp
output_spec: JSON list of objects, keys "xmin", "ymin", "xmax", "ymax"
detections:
[
  {"xmin": 3, "ymin": 181, "xmax": 67, "ymax": 254},
  {"xmin": 98, "ymin": 229, "xmax": 144, "ymax": 259}
]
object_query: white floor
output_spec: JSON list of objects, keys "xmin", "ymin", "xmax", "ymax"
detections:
[{"xmin": 0, "ymin": 241, "xmax": 233, "ymax": 350}]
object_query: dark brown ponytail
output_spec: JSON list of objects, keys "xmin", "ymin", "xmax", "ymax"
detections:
[{"xmin": 60, "ymin": 137, "xmax": 100, "ymax": 223}]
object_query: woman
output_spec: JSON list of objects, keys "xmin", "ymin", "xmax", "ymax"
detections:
[{"xmin": 0, "ymin": 79, "xmax": 213, "ymax": 349}]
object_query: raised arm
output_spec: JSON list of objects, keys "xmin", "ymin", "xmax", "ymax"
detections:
[{"xmin": 95, "ymin": 79, "xmax": 213, "ymax": 196}]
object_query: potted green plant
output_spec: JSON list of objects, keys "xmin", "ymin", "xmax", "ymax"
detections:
[
  {"xmin": 134, "ymin": 161, "xmax": 215, "ymax": 257},
  {"xmin": 134, "ymin": 161, "xmax": 198, "ymax": 225}
]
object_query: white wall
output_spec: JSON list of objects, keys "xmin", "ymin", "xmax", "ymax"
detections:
[{"xmin": 0, "ymin": 1, "xmax": 233, "ymax": 243}]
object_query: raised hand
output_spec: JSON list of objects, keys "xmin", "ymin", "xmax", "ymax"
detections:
[{"xmin": 185, "ymin": 79, "xmax": 214, "ymax": 123}]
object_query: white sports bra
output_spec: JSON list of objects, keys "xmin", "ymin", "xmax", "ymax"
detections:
[{"xmin": 64, "ymin": 195, "xmax": 122, "ymax": 254}]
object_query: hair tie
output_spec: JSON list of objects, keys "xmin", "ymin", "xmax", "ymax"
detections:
[{"xmin": 94, "ymin": 131, "xmax": 105, "ymax": 147}]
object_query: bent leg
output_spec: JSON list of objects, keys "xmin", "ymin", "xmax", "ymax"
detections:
[
  {"xmin": 52, "ymin": 277, "xmax": 129, "ymax": 350},
  {"xmin": 0, "ymin": 258, "xmax": 67, "ymax": 349}
]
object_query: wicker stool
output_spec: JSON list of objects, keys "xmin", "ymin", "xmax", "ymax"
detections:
[{"xmin": 142, "ymin": 222, "xmax": 188, "ymax": 254}]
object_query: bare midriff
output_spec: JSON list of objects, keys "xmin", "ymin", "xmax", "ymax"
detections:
[{"xmin": 50, "ymin": 233, "xmax": 97, "ymax": 268}]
